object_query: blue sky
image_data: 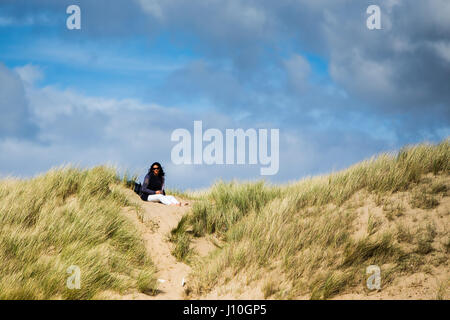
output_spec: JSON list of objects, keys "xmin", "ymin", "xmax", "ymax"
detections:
[{"xmin": 1, "ymin": 0, "xmax": 449, "ymax": 190}]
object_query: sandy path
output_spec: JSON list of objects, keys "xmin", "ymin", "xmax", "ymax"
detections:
[
  {"xmin": 140, "ymin": 201, "xmax": 192, "ymax": 299},
  {"xmin": 118, "ymin": 195, "xmax": 193, "ymax": 300}
]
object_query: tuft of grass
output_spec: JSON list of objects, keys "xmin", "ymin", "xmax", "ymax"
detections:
[
  {"xmin": 310, "ymin": 271, "xmax": 354, "ymax": 300},
  {"xmin": 367, "ymin": 214, "xmax": 383, "ymax": 235},
  {"xmin": 430, "ymin": 182, "xmax": 447, "ymax": 195},
  {"xmin": 415, "ymin": 223, "xmax": 436, "ymax": 255},
  {"xmin": 396, "ymin": 224, "xmax": 414, "ymax": 244},
  {"xmin": 137, "ymin": 269, "xmax": 158, "ymax": 295},
  {"xmin": 186, "ymin": 180, "xmax": 281, "ymax": 237},
  {"xmin": 0, "ymin": 164, "xmax": 157, "ymax": 299},
  {"xmin": 171, "ymin": 233, "xmax": 193, "ymax": 263},
  {"xmin": 435, "ymin": 279, "xmax": 449, "ymax": 300},
  {"xmin": 383, "ymin": 200, "xmax": 405, "ymax": 220},
  {"xmin": 416, "ymin": 239, "xmax": 433, "ymax": 255},
  {"xmin": 169, "ymin": 216, "xmax": 194, "ymax": 263},
  {"xmin": 262, "ymin": 279, "xmax": 279, "ymax": 299},
  {"xmin": 341, "ymin": 233, "xmax": 399, "ymax": 268},
  {"xmin": 397, "ymin": 253, "xmax": 425, "ymax": 273},
  {"xmin": 410, "ymin": 189, "xmax": 440, "ymax": 209}
]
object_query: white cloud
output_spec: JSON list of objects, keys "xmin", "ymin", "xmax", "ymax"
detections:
[
  {"xmin": 138, "ymin": 0, "xmax": 164, "ymax": 20},
  {"xmin": 4, "ymin": 38, "xmax": 187, "ymax": 78},
  {"xmin": 0, "ymin": 63, "xmax": 37, "ymax": 138},
  {"xmin": 329, "ymin": 48, "xmax": 395, "ymax": 104},
  {"xmin": 14, "ymin": 64, "xmax": 43, "ymax": 85},
  {"xmin": 3, "ymin": 63, "xmax": 284, "ymax": 188}
]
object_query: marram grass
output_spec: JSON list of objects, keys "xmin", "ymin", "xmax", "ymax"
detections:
[
  {"xmin": 0, "ymin": 165, "xmax": 156, "ymax": 299},
  {"xmin": 176, "ymin": 138, "xmax": 449, "ymax": 299}
]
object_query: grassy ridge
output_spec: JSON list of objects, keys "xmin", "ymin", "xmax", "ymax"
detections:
[
  {"xmin": 173, "ymin": 138, "xmax": 449, "ymax": 299},
  {"xmin": 0, "ymin": 165, "xmax": 157, "ymax": 299}
]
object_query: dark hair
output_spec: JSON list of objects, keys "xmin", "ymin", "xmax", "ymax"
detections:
[{"xmin": 149, "ymin": 162, "xmax": 165, "ymax": 177}]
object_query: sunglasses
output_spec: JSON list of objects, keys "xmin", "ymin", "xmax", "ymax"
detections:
[{"xmin": 151, "ymin": 167, "xmax": 160, "ymax": 171}]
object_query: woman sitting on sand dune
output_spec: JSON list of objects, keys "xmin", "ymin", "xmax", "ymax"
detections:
[{"xmin": 140, "ymin": 162, "xmax": 182, "ymax": 206}]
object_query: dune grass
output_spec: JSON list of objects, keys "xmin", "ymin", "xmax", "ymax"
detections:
[
  {"xmin": 174, "ymin": 138, "xmax": 449, "ymax": 299},
  {"xmin": 0, "ymin": 165, "xmax": 157, "ymax": 299}
]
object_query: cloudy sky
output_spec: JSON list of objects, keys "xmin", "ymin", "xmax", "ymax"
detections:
[{"xmin": 0, "ymin": 0, "xmax": 449, "ymax": 190}]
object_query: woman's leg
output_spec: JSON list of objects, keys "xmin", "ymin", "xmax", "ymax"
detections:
[
  {"xmin": 159, "ymin": 195, "xmax": 180, "ymax": 205},
  {"xmin": 146, "ymin": 194, "xmax": 180, "ymax": 206},
  {"xmin": 146, "ymin": 194, "xmax": 165, "ymax": 203},
  {"xmin": 165, "ymin": 195, "xmax": 180, "ymax": 205}
]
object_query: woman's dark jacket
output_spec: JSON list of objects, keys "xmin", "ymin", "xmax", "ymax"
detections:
[{"xmin": 140, "ymin": 171, "xmax": 165, "ymax": 200}]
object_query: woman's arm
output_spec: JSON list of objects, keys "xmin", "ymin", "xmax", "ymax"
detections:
[{"xmin": 141, "ymin": 174, "xmax": 156, "ymax": 195}]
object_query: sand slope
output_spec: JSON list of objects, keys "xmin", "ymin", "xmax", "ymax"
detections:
[{"xmin": 123, "ymin": 197, "xmax": 192, "ymax": 299}]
